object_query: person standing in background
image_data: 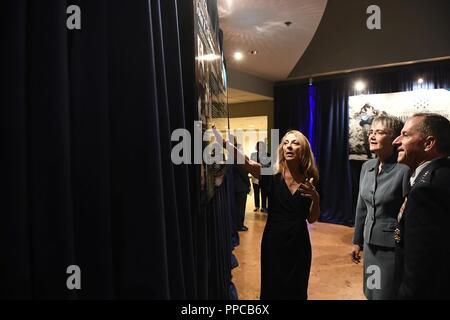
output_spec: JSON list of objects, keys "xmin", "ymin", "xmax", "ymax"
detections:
[
  {"xmin": 234, "ymin": 142, "xmax": 250, "ymax": 232},
  {"xmin": 251, "ymin": 141, "xmax": 269, "ymax": 213}
]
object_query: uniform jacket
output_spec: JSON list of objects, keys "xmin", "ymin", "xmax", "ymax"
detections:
[{"xmin": 395, "ymin": 157, "xmax": 450, "ymax": 299}]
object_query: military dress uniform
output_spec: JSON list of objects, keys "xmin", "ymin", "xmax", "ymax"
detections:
[{"xmin": 394, "ymin": 157, "xmax": 450, "ymax": 299}]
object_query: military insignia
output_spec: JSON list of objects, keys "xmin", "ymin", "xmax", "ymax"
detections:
[
  {"xmin": 394, "ymin": 227, "xmax": 401, "ymax": 244},
  {"xmin": 416, "ymin": 170, "xmax": 430, "ymax": 185}
]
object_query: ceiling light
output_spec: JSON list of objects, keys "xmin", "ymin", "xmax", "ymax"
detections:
[
  {"xmin": 249, "ymin": 50, "xmax": 258, "ymax": 55},
  {"xmin": 417, "ymin": 78, "xmax": 424, "ymax": 84},
  {"xmin": 233, "ymin": 52, "xmax": 244, "ymax": 61},
  {"xmin": 354, "ymin": 80, "xmax": 366, "ymax": 92}
]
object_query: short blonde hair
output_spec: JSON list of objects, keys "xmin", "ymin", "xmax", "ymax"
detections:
[
  {"xmin": 372, "ymin": 115, "xmax": 404, "ymax": 139},
  {"xmin": 276, "ymin": 130, "xmax": 319, "ymax": 183}
]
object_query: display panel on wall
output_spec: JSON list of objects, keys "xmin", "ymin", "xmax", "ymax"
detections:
[
  {"xmin": 349, "ymin": 89, "xmax": 450, "ymax": 160},
  {"xmin": 194, "ymin": 0, "xmax": 228, "ymax": 202}
]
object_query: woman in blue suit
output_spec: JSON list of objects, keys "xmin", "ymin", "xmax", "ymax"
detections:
[{"xmin": 351, "ymin": 115, "xmax": 410, "ymax": 300}]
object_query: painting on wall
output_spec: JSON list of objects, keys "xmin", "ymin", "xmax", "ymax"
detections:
[
  {"xmin": 194, "ymin": 0, "xmax": 228, "ymax": 202},
  {"xmin": 349, "ymin": 89, "xmax": 450, "ymax": 160}
]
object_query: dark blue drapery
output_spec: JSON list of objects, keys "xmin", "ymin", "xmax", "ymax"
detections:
[
  {"xmin": 0, "ymin": 0, "xmax": 232, "ymax": 300},
  {"xmin": 275, "ymin": 79, "xmax": 353, "ymax": 225}
]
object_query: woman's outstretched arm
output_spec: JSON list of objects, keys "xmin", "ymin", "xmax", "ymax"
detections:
[{"xmin": 211, "ymin": 125, "xmax": 262, "ymax": 179}]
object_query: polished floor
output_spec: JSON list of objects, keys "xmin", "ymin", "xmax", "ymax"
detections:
[{"xmin": 232, "ymin": 195, "xmax": 366, "ymax": 300}]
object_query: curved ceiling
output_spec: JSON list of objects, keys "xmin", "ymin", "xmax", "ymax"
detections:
[
  {"xmin": 289, "ymin": 0, "xmax": 450, "ymax": 80},
  {"xmin": 218, "ymin": 0, "xmax": 328, "ymax": 81}
]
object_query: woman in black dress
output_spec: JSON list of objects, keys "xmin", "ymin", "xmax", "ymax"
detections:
[{"xmin": 213, "ymin": 127, "xmax": 320, "ymax": 300}]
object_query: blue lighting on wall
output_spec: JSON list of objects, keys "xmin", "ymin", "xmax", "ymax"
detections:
[{"xmin": 308, "ymin": 84, "xmax": 317, "ymax": 155}]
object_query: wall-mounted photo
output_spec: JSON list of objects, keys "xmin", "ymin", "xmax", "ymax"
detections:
[
  {"xmin": 349, "ymin": 88, "xmax": 450, "ymax": 160},
  {"xmin": 194, "ymin": 0, "xmax": 228, "ymax": 202}
]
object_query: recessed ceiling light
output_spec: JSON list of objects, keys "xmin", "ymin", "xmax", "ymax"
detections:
[
  {"xmin": 249, "ymin": 50, "xmax": 258, "ymax": 55},
  {"xmin": 233, "ymin": 52, "xmax": 244, "ymax": 61},
  {"xmin": 417, "ymin": 78, "xmax": 424, "ymax": 84},
  {"xmin": 354, "ymin": 80, "xmax": 366, "ymax": 91}
]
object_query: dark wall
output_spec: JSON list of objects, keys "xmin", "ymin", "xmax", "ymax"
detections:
[{"xmin": 290, "ymin": 0, "xmax": 450, "ymax": 78}]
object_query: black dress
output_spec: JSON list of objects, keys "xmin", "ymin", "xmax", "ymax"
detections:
[{"xmin": 260, "ymin": 173, "xmax": 312, "ymax": 300}]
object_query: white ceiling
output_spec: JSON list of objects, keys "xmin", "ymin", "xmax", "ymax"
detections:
[{"xmin": 218, "ymin": 0, "xmax": 328, "ymax": 81}]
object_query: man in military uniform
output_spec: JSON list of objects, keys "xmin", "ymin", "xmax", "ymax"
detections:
[{"xmin": 392, "ymin": 113, "xmax": 450, "ymax": 299}]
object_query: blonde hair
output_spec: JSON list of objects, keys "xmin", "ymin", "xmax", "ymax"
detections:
[
  {"xmin": 276, "ymin": 130, "xmax": 319, "ymax": 183},
  {"xmin": 372, "ymin": 115, "xmax": 404, "ymax": 139}
]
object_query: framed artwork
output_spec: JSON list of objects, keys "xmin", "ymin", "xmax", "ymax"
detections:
[
  {"xmin": 194, "ymin": 0, "xmax": 228, "ymax": 202},
  {"xmin": 349, "ymin": 88, "xmax": 450, "ymax": 160}
]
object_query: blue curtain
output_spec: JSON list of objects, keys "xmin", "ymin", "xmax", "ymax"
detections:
[
  {"xmin": 274, "ymin": 59, "xmax": 450, "ymax": 225},
  {"xmin": 314, "ymin": 80, "xmax": 354, "ymax": 224},
  {"xmin": 0, "ymin": 0, "xmax": 232, "ymax": 299},
  {"xmin": 275, "ymin": 80, "xmax": 353, "ymax": 225}
]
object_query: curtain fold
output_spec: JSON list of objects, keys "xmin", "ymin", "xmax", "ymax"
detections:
[
  {"xmin": 314, "ymin": 80, "xmax": 353, "ymax": 224},
  {"xmin": 68, "ymin": 0, "xmax": 114, "ymax": 299},
  {"xmin": 1, "ymin": 0, "xmax": 33, "ymax": 299},
  {"xmin": 274, "ymin": 81, "xmax": 353, "ymax": 225},
  {"xmin": 1, "ymin": 0, "xmax": 219, "ymax": 299}
]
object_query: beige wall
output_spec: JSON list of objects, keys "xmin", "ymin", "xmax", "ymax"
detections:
[
  {"xmin": 228, "ymin": 100, "xmax": 274, "ymax": 128},
  {"xmin": 228, "ymin": 69, "xmax": 274, "ymax": 98},
  {"xmin": 228, "ymin": 100, "xmax": 274, "ymax": 151}
]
